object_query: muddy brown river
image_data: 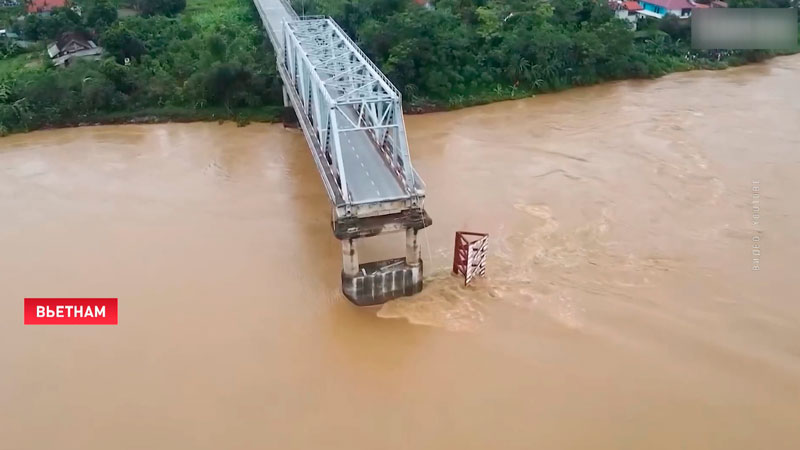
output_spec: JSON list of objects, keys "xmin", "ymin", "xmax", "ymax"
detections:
[{"xmin": 2, "ymin": 55, "xmax": 799, "ymax": 449}]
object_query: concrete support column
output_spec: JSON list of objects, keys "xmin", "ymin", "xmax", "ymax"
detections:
[
  {"xmin": 280, "ymin": 85, "xmax": 298, "ymax": 128},
  {"xmin": 405, "ymin": 228, "xmax": 421, "ymax": 266},
  {"xmin": 342, "ymin": 238, "xmax": 359, "ymax": 276}
]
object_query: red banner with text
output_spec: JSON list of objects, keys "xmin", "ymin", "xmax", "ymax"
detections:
[{"xmin": 24, "ymin": 298, "xmax": 118, "ymax": 325}]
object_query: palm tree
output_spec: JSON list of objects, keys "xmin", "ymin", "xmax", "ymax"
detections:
[
  {"xmin": 518, "ymin": 56, "xmax": 531, "ymax": 78},
  {"xmin": 493, "ymin": 84, "xmax": 504, "ymax": 96},
  {"xmin": 0, "ymin": 80, "xmax": 10, "ymax": 103},
  {"xmin": 404, "ymin": 83, "xmax": 418, "ymax": 101},
  {"xmin": 12, "ymin": 97, "xmax": 30, "ymax": 126}
]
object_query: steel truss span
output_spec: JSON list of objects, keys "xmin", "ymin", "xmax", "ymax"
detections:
[{"xmin": 280, "ymin": 17, "xmax": 426, "ymax": 219}]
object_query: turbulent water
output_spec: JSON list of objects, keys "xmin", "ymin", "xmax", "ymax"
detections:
[{"xmin": 1, "ymin": 56, "xmax": 799, "ymax": 449}]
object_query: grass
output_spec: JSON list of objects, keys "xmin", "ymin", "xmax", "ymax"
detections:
[
  {"xmin": 185, "ymin": 0, "xmax": 254, "ymax": 28},
  {"xmin": 0, "ymin": 51, "xmax": 44, "ymax": 76}
]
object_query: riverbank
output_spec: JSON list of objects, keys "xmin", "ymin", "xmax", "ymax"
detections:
[
  {"xmin": 1, "ymin": 50, "xmax": 796, "ymax": 136},
  {"xmin": 1, "ymin": 0, "xmax": 797, "ymax": 136},
  {"xmin": 0, "ymin": 54, "xmax": 785, "ymax": 135},
  {"xmin": 404, "ymin": 48, "xmax": 797, "ymax": 114},
  {"xmin": 5, "ymin": 106, "xmax": 282, "ymax": 134},
  {"xmin": 0, "ymin": 0, "xmax": 283, "ymax": 136}
]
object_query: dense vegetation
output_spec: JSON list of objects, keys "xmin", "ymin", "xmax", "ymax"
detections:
[
  {"xmin": 295, "ymin": 0, "xmax": 798, "ymax": 108},
  {"xmin": 0, "ymin": 0, "xmax": 797, "ymax": 135},
  {"xmin": 0, "ymin": 0, "xmax": 283, "ymax": 135}
]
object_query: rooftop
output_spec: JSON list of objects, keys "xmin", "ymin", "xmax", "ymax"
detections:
[
  {"xmin": 54, "ymin": 31, "xmax": 93, "ymax": 48},
  {"xmin": 623, "ymin": 1, "xmax": 643, "ymax": 10},
  {"xmin": 641, "ymin": 0, "xmax": 694, "ymax": 9},
  {"xmin": 27, "ymin": 0, "xmax": 67, "ymax": 14}
]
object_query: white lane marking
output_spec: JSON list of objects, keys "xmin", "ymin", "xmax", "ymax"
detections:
[
  {"xmin": 360, "ymin": 162, "xmax": 365, "ymax": 168},
  {"xmin": 370, "ymin": 180, "xmax": 375, "ymax": 186},
  {"xmin": 376, "ymin": 190, "xmax": 381, "ymax": 195},
  {"xmin": 365, "ymin": 171, "xmax": 370, "ymax": 177}
]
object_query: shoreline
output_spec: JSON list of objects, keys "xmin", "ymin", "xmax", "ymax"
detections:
[
  {"xmin": 404, "ymin": 51, "xmax": 798, "ymax": 114},
  {"xmin": 2, "ymin": 53, "xmax": 796, "ymax": 137},
  {"xmin": 0, "ymin": 106, "xmax": 284, "ymax": 136}
]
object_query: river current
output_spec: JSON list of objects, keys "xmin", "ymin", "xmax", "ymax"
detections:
[{"xmin": 1, "ymin": 56, "xmax": 799, "ymax": 449}]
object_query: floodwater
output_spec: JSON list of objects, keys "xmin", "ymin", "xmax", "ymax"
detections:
[{"xmin": 1, "ymin": 55, "xmax": 799, "ymax": 449}]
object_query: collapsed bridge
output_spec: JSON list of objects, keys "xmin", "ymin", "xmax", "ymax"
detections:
[{"xmin": 252, "ymin": 0, "xmax": 432, "ymax": 305}]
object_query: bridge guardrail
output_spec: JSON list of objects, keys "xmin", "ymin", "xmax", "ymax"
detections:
[
  {"xmin": 279, "ymin": 0, "xmax": 299, "ymax": 19},
  {"xmin": 306, "ymin": 16, "xmax": 403, "ymax": 102},
  {"xmin": 349, "ymin": 194, "xmax": 409, "ymax": 206},
  {"xmin": 280, "ymin": 15, "xmax": 401, "ymax": 100},
  {"xmin": 274, "ymin": 10, "xmax": 424, "ymax": 213}
]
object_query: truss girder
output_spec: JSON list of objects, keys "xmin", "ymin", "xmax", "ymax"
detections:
[{"xmin": 281, "ymin": 17, "xmax": 418, "ymax": 207}]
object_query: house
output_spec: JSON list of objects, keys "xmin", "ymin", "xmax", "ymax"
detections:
[
  {"xmin": 0, "ymin": 29, "xmax": 19, "ymax": 39},
  {"xmin": 1, "ymin": 28, "xmax": 34, "ymax": 48},
  {"xmin": 636, "ymin": 0, "xmax": 696, "ymax": 18},
  {"xmin": 47, "ymin": 31, "xmax": 102, "ymax": 67},
  {"xmin": 611, "ymin": 1, "xmax": 644, "ymax": 28},
  {"xmin": 611, "ymin": 0, "xmax": 726, "ymax": 21},
  {"xmin": 630, "ymin": 0, "xmax": 728, "ymax": 20},
  {"xmin": 26, "ymin": 0, "xmax": 67, "ymax": 15}
]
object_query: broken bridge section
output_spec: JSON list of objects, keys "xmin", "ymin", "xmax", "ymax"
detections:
[{"xmin": 253, "ymin": 1, "xmax": 432, "ymax": 305}]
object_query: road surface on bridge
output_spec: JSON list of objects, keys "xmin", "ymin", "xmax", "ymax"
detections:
[
  {"xmin": 253, "ymin": 0, "xmax": 408, "ymax": 206},
  {"xmin": 252, "ymin": 0, "xmax": 296, "ymax": 47},
  {"xmin": 336, "ymin": 107, "xmax": 406, "ymax": 204}
]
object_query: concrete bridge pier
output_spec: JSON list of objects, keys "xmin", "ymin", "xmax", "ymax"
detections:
[
  {"xmin": 340, "ymin": 231, "xmax": 424, "ymax": 306},
  {"xmin": 280, "ymin": 86, "xmax": 299, "ymax": 128},
  {"xmin": 341, "ymin": 238, "xmax": 359, "ymax": 277},
  {"xmin": 338, "ymin": 211, "xmax": 430, "ymax": 306},
  {"xmin": 406, "ymin": 227, "xmax": 421, "ymax": 265}
]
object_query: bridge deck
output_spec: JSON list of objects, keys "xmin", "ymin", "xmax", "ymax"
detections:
[
  {"xmin": 253, "ymin": 0, "xmax": 296, "ymax": 47},
  {"xmin": 254, "ymin": 0, "xmax": 424, "ymax": 217},
  {"xmin": 335, "ymin": 106, "xmax": 406, "ymax": 204}
]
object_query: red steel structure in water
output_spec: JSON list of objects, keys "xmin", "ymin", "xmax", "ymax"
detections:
[{"xmin": 452, "ymin": 231, "xmax": 488, "ymax": 285}]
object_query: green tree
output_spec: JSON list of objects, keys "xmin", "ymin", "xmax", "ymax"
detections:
[
  {"xmin": 207, "ymin": 34, "xmax": 227, "ymax": 60},
  {"xmin": 134, "ymin": 0, "xmax": 187, "ymax": 17},
  {"xmin": 86, "ymin": 0, "xmax": 119, "ymax": 29},
  {"xmin": 19, "ymin": 14, "xmax": 43, "ymax": 41},
  {"xmin": 102, "ymin": 23, "xmax": 150, "ymax": 63},
  {"xmin": 204, "ymin": 63, "xmax": 253, "ymax": 109},
  {"xmin": 40, "ymin": 7, "xmax": 84, "ymax": 39},
  {"xmin": 658, "ymin": 13, "xmax": 689, "ymax": 42}
]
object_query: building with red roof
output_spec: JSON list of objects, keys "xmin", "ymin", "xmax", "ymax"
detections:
[
  {"xmin": 610, "ymin": 0, "xmax": 713, "ymax": 23},
  {"xmin": 27, "ymin": 0, "xmax": 68, "ymax": 14},
  {"xmin": 610, "ymin": 0, "xmax": 645, "ymax": 28},
  {"xmin": 622, "ymin": 1, "xmax": 643, "ymax": 11}
]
